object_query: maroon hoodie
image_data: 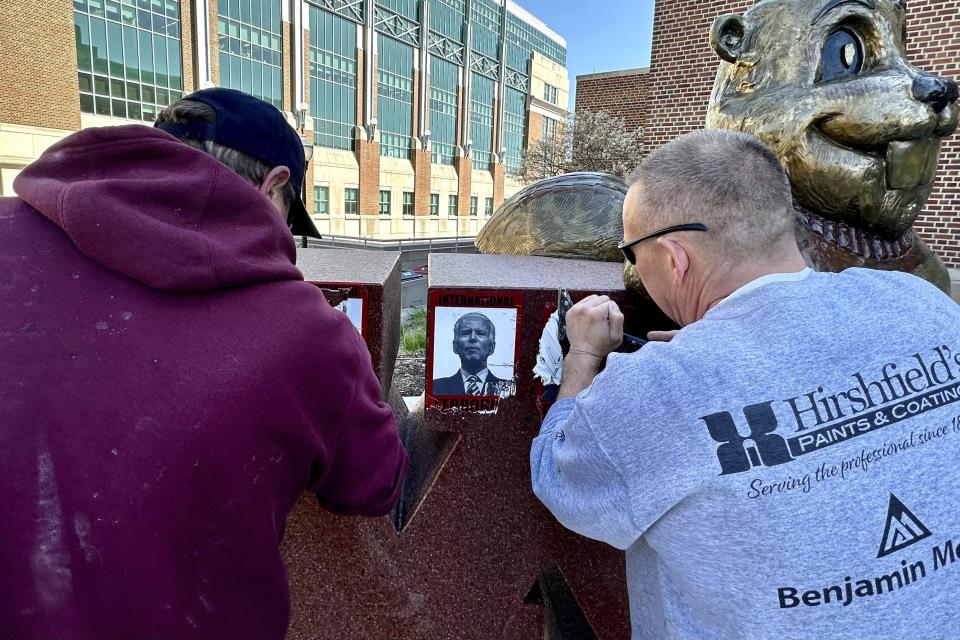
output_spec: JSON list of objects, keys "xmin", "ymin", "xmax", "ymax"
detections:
[{"xmin": 0, "ymin": 126, "xmax": 408, "ymax": 639}]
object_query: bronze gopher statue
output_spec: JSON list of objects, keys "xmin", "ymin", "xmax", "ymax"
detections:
[{"xmin": 478, "ymin": 0, "xmax": 959, "ymax": 294}]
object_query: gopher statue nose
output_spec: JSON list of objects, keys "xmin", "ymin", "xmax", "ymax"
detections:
[{"xmin": 912, "ymin": 73, "xmax": 959, "ymax": 113}]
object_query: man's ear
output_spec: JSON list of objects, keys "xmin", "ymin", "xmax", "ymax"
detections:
[
  {"xmin": 658, "ymin": 238, "xmax": 690, "ymax": 289},
  {"xmin": 711, "ymin": 14, "xmax": 747, "ymax": 64},
  {"xmin": 259, "ymin": 165, "xmax": 291, "ymax": 197}
]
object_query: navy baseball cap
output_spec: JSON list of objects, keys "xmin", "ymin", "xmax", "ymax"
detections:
[{"xmin": 155, "ymin": 88, "xmax": 321, "ymax": 239}]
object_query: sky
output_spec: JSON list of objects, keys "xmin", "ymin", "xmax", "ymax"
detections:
[{"xmin": 515, "ymin": 0, "xmax": 656, "ymax": 110}]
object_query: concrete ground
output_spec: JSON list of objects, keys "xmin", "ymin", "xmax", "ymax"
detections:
[{"xmin": 952, "ymin": 270, "xmax": 960, "ymax": 304}]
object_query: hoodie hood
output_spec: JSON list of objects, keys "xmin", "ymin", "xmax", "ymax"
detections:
[{"xmin": 14, "ymin": 125, "xmax": 302, "ymax": 292}]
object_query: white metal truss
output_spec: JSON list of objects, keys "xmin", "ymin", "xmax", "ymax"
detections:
[
  {"xmin": 470, "ymin": 51, "xmax": 499, "ymax": 80},
  {"xmin": 315, "ymin": 0, "xmax": 364, "ymax": 24},
  {"xmin": 374, "ymin": 6, "xmax": 420, "ymax": 46},
  {"xmin": 505, "ymin": 67, "xmax": 528, "ymax": 91},
  {"xmin": 428, "ymin": 31, "xmax": 465, "ymax": 65}
]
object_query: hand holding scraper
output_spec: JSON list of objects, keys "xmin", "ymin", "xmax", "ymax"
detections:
[
  {"xmin": 556, "ymin": 289, "xmax": 647, "ymax": 355},
  {"xmin": 535, "ymin": 290, "xmax": 647, "ymax": 404}
]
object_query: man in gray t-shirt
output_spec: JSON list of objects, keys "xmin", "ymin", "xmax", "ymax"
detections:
[{"xmin": 531, "ymin": 130, "xmax": 960, "ymax": 639}]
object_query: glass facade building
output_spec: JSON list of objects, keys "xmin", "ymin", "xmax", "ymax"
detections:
[
  {"xmin": 502, "ymin": 87, "xmax": 526, "ymax": 173},
  {"xmin": 68, "ymin": 0, "xmax": 567, "ymax": 237},
  {"xmin": 309, "ymin": 5, "xmax": 358, "ymax": 150},
  {"xmin": 74, "ymin": 0, "xmax": 183, "ymax": 121},
  {"xmin": 217, "ymin": 0, "xmax": 282, "ymax": 108},
  {"xmin": 429, "ymin": 57, "xmax": 458, "ymax": 165},
  {"xmin": 470, "ymin": 73, "xmax": 494, "ymax": 170},
  {"xmin": 377, "ymin": 34, "xmax": 415, "ymax": 158}
]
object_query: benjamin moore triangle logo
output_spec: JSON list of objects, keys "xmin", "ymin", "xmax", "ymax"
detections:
[{"xmin": 876, "ymin": 494, "xmax": 932, "ymax": 559}]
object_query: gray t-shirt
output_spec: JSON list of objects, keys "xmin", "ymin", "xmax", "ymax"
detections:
[{"xmin": 532, "ymin": 268, "xmax": 960, "ymax": 639}]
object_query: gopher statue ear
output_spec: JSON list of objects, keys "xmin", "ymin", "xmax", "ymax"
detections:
[{"xmin": 711, "ymin": 14, "xmax": 746, "ymax": 64}]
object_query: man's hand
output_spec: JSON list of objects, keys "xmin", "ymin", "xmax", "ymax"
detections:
[
  {"xmin": 647, "ymin": 330, "xmax": 679, "ymax": 342},
  {"xmin": 558, "ymin": 296, "xmax": 623, "ymax": 401},
  {"xmin": 566, "ymin": 295, "xmax": 624, "ymax": 359}
]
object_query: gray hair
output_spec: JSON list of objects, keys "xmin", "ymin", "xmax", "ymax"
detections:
[
  {"xmin": 155, "ymin": 99, "xmax": 294, "ymax": 214},
  {"xmin": 454, "ymin": 313, "xmax": 495, "ymax": 340},
  {"xmin": 629, "ymin": 130, "xmax": 795, "ymax": 258}
]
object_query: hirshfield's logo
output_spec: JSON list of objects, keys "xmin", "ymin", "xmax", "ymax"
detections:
[
  {"xmin": 700, "ymin": 346, "xmax": 960, "ymax": 475},
  {"xmin": 701, "ymin": 402, "xmax": 794, "ymax": 475},
  {"xmin": 877, "ymin": 494, "xmax": 932, "ymax": 558}
]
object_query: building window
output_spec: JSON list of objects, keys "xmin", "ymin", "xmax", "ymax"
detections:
[
  {"xmin": 430, "ymin": 0, "xmax": 465, "ymax": 42},
  {"xmin": 502, "ymin": 12, "xmax": 568, "ymax": 174},
  {"xmin": 543, "ymin": 83, "xmax": 558, "ymax": 104},
  {"xmin": 217, "ymin": 0, "xmax": 282, "ymax": 109},
  {"xmin": 377, "ymin": 34, "xmax": 414, "ymax": 159},
  {"xmin": 542, "ymin": 117, "xmax": 557, "ymax": 142},
  {"xmin": 344, "ymin": 187, "xmax": 359, "ymax": 215},
  {"xmin": 471, "ymin": 73, "xmax": 495, "ymax": 170},
  {"xmin": 74, "ymin": 0, "xmax": 184, "ymax": 121},
  {"xmin": 314, "ymin": 186, "xmax": 329, "ymax": 215},
  {"xmin": 485, "ymin": 197, "xmax": 494, "ymax": 217},
  {"xmin": 379, "ymin": 190, "xmax": 392, "ymax": 216},
  {"xmin": 503, "ymin": 87, "xmax": 526, "ymax": 174},
  {"xmin": 310, "ymin": 5, "xmax": 358, "ymax": 151},
  {"xmin": 430, "ymin": 193, "xmax": 440, "ymax": 216},
  {"xmin": 429, "ymin": 57, "xmax": 458, "ymax": 165},
  {"xmin": 471, "ymin": 0, "xmax": 501, "ymax": 58},
  {"xmin": 470, "ymin": 196, "xmax": 478, "ymax": 217},
  {"xmin": 448, "ymin": 195, "xmax": 458, "ymax": 216},
  {"xmin": 402, "ymin": 192, "xmax": 414, "ymax": 216}
]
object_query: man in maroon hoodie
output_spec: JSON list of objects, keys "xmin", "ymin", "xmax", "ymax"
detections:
[{"xmin": 0, "ymin": 88, "xmax": 409, "ymax": 639}]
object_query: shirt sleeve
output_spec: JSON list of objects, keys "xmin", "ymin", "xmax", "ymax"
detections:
[
  {"xmin": 530, "ymin": 397, "xmax": 641, "ymax": 550},
  {"xmin": 310, "ymin": 328, "xmax": 410, "ymax": 517}
]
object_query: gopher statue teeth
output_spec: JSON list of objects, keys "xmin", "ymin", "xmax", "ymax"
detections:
[
  {"xmin": 707, "ymin": 0, "xmax": 958, "ymax": 292},
  {"xmin": 478, "ymin": 0, "xmax": 958, "ymax": 296}
]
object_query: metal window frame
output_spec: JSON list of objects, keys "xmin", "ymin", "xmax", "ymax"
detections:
[
  {"xmin": 344, "ymin": 187, "xmax": 359, "ymax": 215},
  {"xmin": 379, "ymin": 189, "xmax": 392, "ymax": 216},
  {"xmin": 313, "ymin": 185, "xmax": 330, "ymax": 214}
]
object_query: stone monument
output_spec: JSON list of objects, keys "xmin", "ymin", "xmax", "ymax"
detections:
[{"xmin": 283, "ymin": 250, "xmax": 640, "ymax": 638}]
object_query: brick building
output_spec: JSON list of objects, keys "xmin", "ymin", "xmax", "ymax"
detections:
[
  {"xmin": 576, "ymin": 0, "xmax": 960, "ymax": 269},
  {"xmin": 574, "ymin": 67, "xmax": 648, "ymax": 131},
  {"xmin": 0, "ymin": 0, "xmax": 570, "ymax": 240}
]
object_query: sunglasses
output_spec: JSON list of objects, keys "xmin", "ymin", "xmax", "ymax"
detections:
[{"xmin": 617, "ymin": 223, "xmax": 709, "ymax": 265}]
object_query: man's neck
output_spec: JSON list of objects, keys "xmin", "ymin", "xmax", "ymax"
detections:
[{"xmin": 697, "ymin": 252, "xmax": 809, "ymax": 322}]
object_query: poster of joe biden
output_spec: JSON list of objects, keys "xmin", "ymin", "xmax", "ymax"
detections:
[{"xmin": 430, "ymin": 307, "xmax": 518, "ymax": 398}]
